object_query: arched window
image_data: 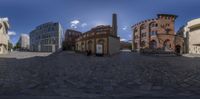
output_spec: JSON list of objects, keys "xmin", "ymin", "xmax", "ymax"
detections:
[
  {"xmin": 149, "ymin": 22, "xmax": 158, "ymax": 36},
  {"xmin": 150, "ymin": 40, "xmax": 157, "ymax": 49},
  {"xmin": 163, "ymin": 39, "xmax": 171, "ymax": 50},
  {"xmin": 98, "ymin": 39, "xmax": 104, "ymax": 44},
  {"xmin": 140, "ymin": 24, "xmax": 147, "ymax": 38},
  {"xmin": 141, "ymin": 41, "xmax": 146, "ymax": 47},
  {"xmin": 140, "ymin": 24, "xmax": 146, "ymax": 30},
  {"xmin": 134, "ymin": 27, "xmax": 138, "ymax": 32},
  {"xmin": 149, "ymin": 22, "xmax": 157, "ymax": 28}
]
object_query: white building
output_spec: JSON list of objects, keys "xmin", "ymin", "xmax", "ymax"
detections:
[
  {"xmin": 30, "ymin": 22, "xmax": 63, "ymax": 52},
  {"xmin": 18, "ymin": 34, "xmax": 30, "ymax": 50},
  {"xmin": 0, "ymin": 18, "xmax": 10, "ymax": 54},
  {"xmin": 181, "ymin": 18, "xmax": 200, "ymax": 54}
]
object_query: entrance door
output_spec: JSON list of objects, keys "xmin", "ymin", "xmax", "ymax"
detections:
[
  {"xmin": 52, "ymin": 45, "xmax": 56, "ymax": 52},
  {"xmin": 96, "ymin": 39, "xmax": 104, "ymax": 55},
  {"xmin": 175, "ymin": 45, "xmax": 181, "ymax": 54},
  {"xmin": 88, "ymin": 41, "xmax": 93, "ymax": 52},
  {"xmin": 96, "ymin": 44, "xmax": 103, "ymax": 54}
]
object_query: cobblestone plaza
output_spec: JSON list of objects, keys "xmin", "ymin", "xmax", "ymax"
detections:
[{"xmin": 1, "ymin": 52, "xmax": 200, "ymax": 98}]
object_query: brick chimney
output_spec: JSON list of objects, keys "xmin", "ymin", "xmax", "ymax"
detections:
[{"xmin": 112, "ymin": 13, "xmax": 118, "ymax": 36}]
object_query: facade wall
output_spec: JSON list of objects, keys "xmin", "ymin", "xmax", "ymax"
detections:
[
  {"xmin": 96, "ymin": 37, "xmax": 108, "ymax": 55},
  {"xmin": 178, "ymin": 18, "xmax": 200, "ymax": 54},
  {"xmin": 64, "ymin": 29, "xmax": 82, "ymax": 50},
  {"xmin": 19, "ymin": 34, "xmax": 30, "ymax": 50},
  {"xmin": 0, "ymin": 18, "xmax": 9, "ymax": 54},
  {"xmin": 109, "ymin": 36, "xmax": 120, "ymax": 55},
  {"xmin": 188, "ymin": 29, "xmax": 200, "ymax": 54},
  {"xmin": 75, "ymin": 25, "xmax": 120, "ymax": 55},
  {"xmin": 132, "ymin": 14, "xmax": 177, "ymax": 52},
  {"xmin": 30, "ymin": 22, "xmax": 62, "ymax": 52}
]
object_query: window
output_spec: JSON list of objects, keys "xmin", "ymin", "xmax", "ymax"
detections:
[
  {"xmin": 150, "ymin": 22, "xmax": 157, "ymax": 28},
  {"xmin": 141, "ymin": 32, "xmax": 146, "ymax": 37},
  {"xmin": 140, "ymin": 24, "xmax": 146, "ymax": 30},
  {"xmin": 134, "ymin": 28, "xmax": 138, "ymax": 32},
  {"xmin": 141, "ymin": 41, "xmax": 146, "ymax": 47}
]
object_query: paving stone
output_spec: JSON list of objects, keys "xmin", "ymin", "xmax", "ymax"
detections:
[{"xmin": 1, "ymin": 51, "xmax": 200, "ymax": 97}]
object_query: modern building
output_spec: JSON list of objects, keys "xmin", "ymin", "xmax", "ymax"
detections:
[
  {"xmin": 0, "ymin": 18, "xmax": 10, "ymax": 54},
  {"xmin": 64, "ymin": 29, "xmax": 82, "ymax": 50},
  {"xmin": 132, "ymin": 14, "xmax": 178, "ymax": 52},
  {"xmin": 75, "ymin": 14, "xmax": 120, "ymax": 55},
  {"xmin": 18, "ymin": 34, "xmax": 30, "ymax": 50},
  {"xmin": 30, "ymin": 22, "xmax": 63, "ymax": 52},
  {"xmin": 177, "ymin": 18, "xmax": 200, "ymax": 54}
]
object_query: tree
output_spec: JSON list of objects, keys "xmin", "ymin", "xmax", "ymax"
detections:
[
  {"xmin": 8, "ymin": 41, "xmax": 13, "ymax": 51},
  {"xmin": 13, "ymin": 42, "xmax": 20, "ymax": 50}
]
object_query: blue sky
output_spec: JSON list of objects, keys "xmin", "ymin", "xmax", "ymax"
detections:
[{"xmin": 0, "ymin": 0, "xmax": 200, "ymax": 44}]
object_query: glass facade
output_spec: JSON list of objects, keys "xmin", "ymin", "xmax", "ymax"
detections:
[{"xmin": 30, "ymin": 22, "xmax": 62, "ymax": 52}]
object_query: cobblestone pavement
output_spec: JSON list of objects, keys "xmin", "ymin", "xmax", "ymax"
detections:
[{"xmin": 0, "ymin": 51, "xmax": 200, "ymax": 98}]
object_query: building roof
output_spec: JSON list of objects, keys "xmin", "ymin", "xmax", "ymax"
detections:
[{"xmin": 157, "ymin": 14, "xmax": 178, "ymax": 19}]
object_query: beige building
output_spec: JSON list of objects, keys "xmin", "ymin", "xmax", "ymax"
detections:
[
  {"xmin": 180, "ymin": 18, "xmax": 200, "ymax": 54},
  {"xmin": 75, "ymin": 14, "xmax": 120, "ymax": 55},
  {"xmin": 0, "ymin": 18, "xmax": 10, "ymax": 54},
  {"xmin": 18, "ymin": 34, "xmax": 30, "ymax": 50}
]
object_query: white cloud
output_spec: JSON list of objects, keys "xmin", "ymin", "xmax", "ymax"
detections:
[
  {"xmin": 21, "ymin": 33, "xmax": 29, "ymax": 38},
  {"xmin": 120, "ymin": 38, "xmax": 127, "ymax": 42},
  {"xmin": 8, "ymin": 31, "xmax": 16, "ymax": 36},
  {"xmin": 81, "ymin": 23, "xmax": 87, "ymax": 27},
  {"xmin": 71, "ymin": 20, "xmax": 80, "ymax": 24},
  {"xmin": 0, "ymin": 17, "xmax": 8, "ymax": 21},
  {"xmin": 122, "ymin": 26, "xmax": 128, "ymax": 31},
  {"xmin": 70, "ymin": 20, "xmax": 80, "ymax": 29}
]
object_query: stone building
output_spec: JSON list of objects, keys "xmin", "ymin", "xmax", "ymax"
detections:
[
  {"xmin": 64, "ymin": 29, "xmax": 82, "ymax": 50},
  {"xmin": 177, "ymin": 18, "xmax": 200, "ymax": 54},
  {"xmin": 18, "ymin": 34, "xmax": 30, "ymax": 50},
  {"xmin": 0, "ymin": 18, "xmax": 10, "ymax": 54},
  {"xmin": 75, "ymin": 14, "xmax": 120, "ymax": 55},
  {"xmin": 132, "ymin": 14, "xmax": 178, "ymax": 52},
  {"xmin": 176, "ymin": 26, "xmax": 187, "ymax": 54},
  {"xmin": 30, "ymin": 22, "xmax": 63, "ymax": 52}
]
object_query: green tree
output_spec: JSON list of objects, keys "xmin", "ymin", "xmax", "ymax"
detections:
[
  {"xmin": 13, "ymin": 42, "xmax": 20, "ymax": 50},
  {"xmin": 8, "ymin": 41, "xmax": 13, "ymax": 51}
]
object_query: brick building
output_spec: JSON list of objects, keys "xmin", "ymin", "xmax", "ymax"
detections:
[
  {"xmin": 75, "ymin": 14, "xmax": 120, "ymax": 55},
  {"xmin": 64, "ymin": 29, "xmax": 82, "ymax": 50},
  {"xmin": 132, "ymin": 14, "xmax": 178, "ymax": 52}
]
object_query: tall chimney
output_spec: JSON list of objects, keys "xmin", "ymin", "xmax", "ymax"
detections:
[{"xmin": 112, "ymin": 13, "xmax": 117, "ymax": 36}]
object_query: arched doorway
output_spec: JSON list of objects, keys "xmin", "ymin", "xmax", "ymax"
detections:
[
  {"xmin": 163, "ymin": 39, "xmax": 171, "ymax": 51},
  {"xmin": 81, "ymin": 42, "xmax": 84, "ymax": 52},
  {"xmin": 96, "ymin": 39, "xmax": 104, "ymax": 55},
  {"xmin": 175, "ymin": 45, "xmax": 181, "ymax": 54},
  {"xmin": 150, "ymin": 40, "xmax": 157, "ymax": 49},
  {"xmin": 88, "ymin": 40, "xmax": 93, "ymax": 52}
]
